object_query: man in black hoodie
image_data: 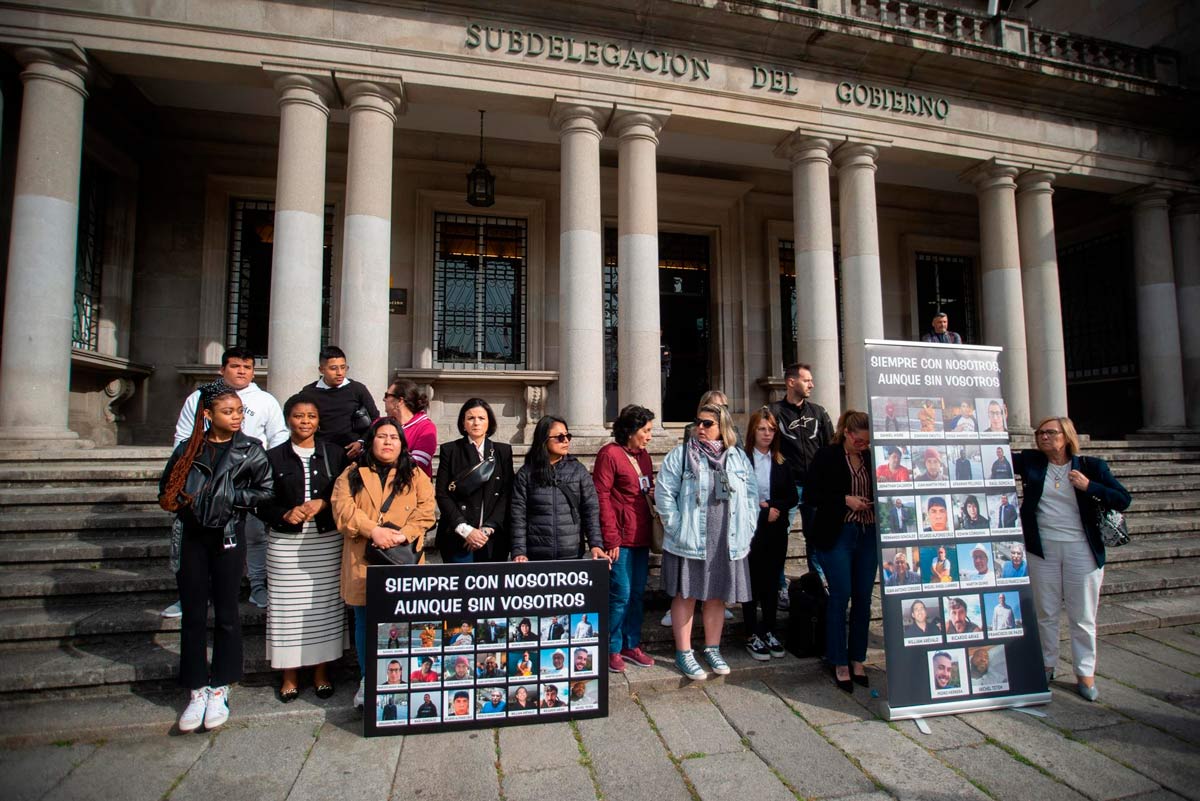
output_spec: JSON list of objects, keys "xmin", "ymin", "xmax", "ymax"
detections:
[{"xmin": 770, "ymin": 362, "xmax": 834, "ymax": 570}]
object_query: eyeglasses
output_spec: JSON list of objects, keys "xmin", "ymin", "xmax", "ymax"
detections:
[
  {"xmin": 383, "ymin": 392, "xmax": 400, "ymax": 401},
  {"xmin": 550, "ymin": 433, "xmax": 574, "ymax": 443},
  {"xmin": 1034, "ymin": 429, "xmax": 1063, "ymax": 438},
  {"xmin": 693, "ymin": 419, "xmax": 717, "ymax": 428}
]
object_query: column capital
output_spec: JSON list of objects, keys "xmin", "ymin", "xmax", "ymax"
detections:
[
  {"xmin": 270, "ymin": 73, "xmax": 335, "ymax": 116},
  {"xmin": 831, "ymin": 141, "xmax": 880, "ymax": 171},
  {"xmin": 611, "ymin": 103, "xmax": 670, "ymax": 142},
  {"xmin": 1016, "ymin": 170, "xmax": 1055, "ymax": 197},
  {"xmin": 774, "ymin": 130, "xmax": 837, "ymax": 164},
  {"xmin": 15, "ymin": 47, "xmax": 88, "ymax": 99},
  {"xmin": 549, "ymin": 96, "xmax": 611, "ymax": 139},
  {"xmin": 961, "ymin": 158, "xmax": 1024, "ymax": 191},
  {"xmin": 1115, "ymin": 184, "xmax": 1172, "ymax": 210},
  {"xmin": 338, "ymin": 73, "xmax": 404, "ymax": 120},
  {"xmin": 1171, "ymin": 193, "xmax": 1200, "ymax": 217}
]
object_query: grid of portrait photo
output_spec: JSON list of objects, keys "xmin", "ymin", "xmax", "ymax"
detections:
[
  {"xmin": 372, "ymin": 612, "xmax": 602, "ymax": 727},
  {"xmin": 871, "ymin": 392, "xmax": 1030, "ymax": 701}
]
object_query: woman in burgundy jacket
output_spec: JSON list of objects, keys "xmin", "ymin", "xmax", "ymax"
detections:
[{"xmin": 592, "ymin": 404, "xmax": 656, "ymax": 673}]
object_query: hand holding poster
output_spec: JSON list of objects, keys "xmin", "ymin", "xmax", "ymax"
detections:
[
  {"xmin": 865, "ymin": 340, "xmax": 1049, "ymax": 720},
  {"xmin": 365, "ymin": 559, "xmax": 609, "ymax": 736}
]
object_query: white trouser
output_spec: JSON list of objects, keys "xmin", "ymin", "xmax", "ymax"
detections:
[{"xmin": 1027, "ymin": 538, "xmax": 1104, "ymax": 677}]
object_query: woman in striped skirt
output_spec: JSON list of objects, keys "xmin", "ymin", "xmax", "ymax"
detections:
[{"xmin": 259, "ymin": 394, "xmax": 347, "ymax": 702}]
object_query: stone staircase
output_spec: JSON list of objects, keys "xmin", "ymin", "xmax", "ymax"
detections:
[{"xmin": 0, "ymin": 436, "xmax": 1197, "ymax": 700}]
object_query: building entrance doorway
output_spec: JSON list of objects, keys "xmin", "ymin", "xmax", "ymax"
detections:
[
  {"xmin": 915, "ymin": 252, "xmax": 979, "ymax": 343},
  {"xmin": 603, "ymin": 230, "xmax": 712, "ymax": 422}
]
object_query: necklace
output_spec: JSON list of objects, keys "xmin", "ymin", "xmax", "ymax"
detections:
[{"xmin": 1048, "ymin": 461, "xmax": 1070, "ymax": 489}]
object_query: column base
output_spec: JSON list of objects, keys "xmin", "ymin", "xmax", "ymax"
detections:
[{"xmin": 0, "ymin": 426, "xmax": 87, "ymax": 451}]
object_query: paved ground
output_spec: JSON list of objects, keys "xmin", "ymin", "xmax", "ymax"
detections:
[{"xmin": 3, "ymin": 623, "xmax": 1200, "ymax": 801}]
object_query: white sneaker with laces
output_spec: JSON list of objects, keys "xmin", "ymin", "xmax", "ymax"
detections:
[
  {"xmin": 178, "ymin": 688, "xmax": 207, "ymax": 733},
  {"xmin": 353, "ymin": 678, "xmax": 365, "ymax": 710},
  {"xmin": 723, "ymin": 607, "xmax": 733, "ymax": 620},
  {"xmin": 660, "ymin": 611, "xmax": 672, "ymax": 626},
  {"xmin": 161, "ymin": 600, "xmax": 183, "ymax": 619},
  {"xmin": 204, "ymin": 685, "xmax": 230, "ymax": 730}
]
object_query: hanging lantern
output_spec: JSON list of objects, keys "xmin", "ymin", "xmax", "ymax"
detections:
[{"xmin": 467, "ymin": 109, "xmax": 495, "ymax": 207}]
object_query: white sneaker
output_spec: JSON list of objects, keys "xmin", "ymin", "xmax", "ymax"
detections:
[
  {"xmin": 660, "ymin": 611, "xmax": 672, "ymax": 626},
  {"xmin": 353, "ymin": 678, "xmax": 365, "ymax": 710},
  {"xmin": 178, "ymin": 689, "xmax": 207, "ymax": 733},
  {"xmin": 723, "ymin": 607, "xmax": 733, "ymax": 620},
  {"xmin": 161, "ymin": 600, "xmax": 183, "ymax": 619},
  {"xmin": 204, "ymin": 685, "xmax": 230, "ymax": 730}
]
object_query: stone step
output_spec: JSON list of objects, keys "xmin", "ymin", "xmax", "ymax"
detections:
[
  {"xmin": 0, "ymin": 508, "xmax": 171, "ymax": 539},
  {"xmin": 0, "ymin": 447, "xmax": 175, "ymax": 463},
  {"xmin": 1115, "ymin": 475, "xmax": 1200, "ymax": 493},
  {"xmin": 0, "ymin": 462, "xmax": 167, "ymax": 488},
  {"xmin": 0, "ymin": 564, "xmax": 177, "ymax": 602},
  {"xmin": 0, "ymin": 535, "xmax": 169, "ymax": 565},
  {"xmin": 0, "ymin": 484, "xmax": 162, "ymax": 509},
  {"xmin": 1108, "ymin": 462, "xmax": 1200, "ymax": 477},
  {"xmin": 0, "ymin": 631, "xmax": 276, "ymax": 696},
  {"xmin": 1119, "ymin": 491, "xmax": 1200, "ymax": 512},
  {"xmin": 1099, "ymin": 560, "xmax": 1199, "ymax": 596},
  {"xmin": 0, "ymin": 600, "xmax": 267, "ymax": 648},
  {"xmin": 1126, "ymin": 514, "xmax": 1200, "ymax": 538}
]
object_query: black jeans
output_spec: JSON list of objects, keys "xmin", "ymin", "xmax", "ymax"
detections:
[
  {"xmin": 742, "ymin": 509, "xmax": 788, "ymax": 638},
  {"xmin": 176, "ymin": 522, "xmax": 245, "ymax": 689}
]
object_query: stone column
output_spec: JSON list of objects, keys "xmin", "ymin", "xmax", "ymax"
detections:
[
  {"xmin": 267, "ymin": 74, "xmax": 332, "ymax": 401},
  {"xmin": 551, "ymin": 98, "xmax": 608, "ymax": 433},
  {"xmin": 1016, "ymin": 170, "xmax": 1069, "ymax": 422},
  {"xmin": 0, "ymin": 49, "xmax": 88, "ymax": 445},
  {"xmin": 1171, "ymin": 196, "xmax": 1200, "ymax": 429},
  {"xmin": 338, "ymin": 79, "xmax": 401, "ymax": 399},
  {"xmin": 966, "ymin": 159, "xmax": 1031, "ymax": 432},
  {"xmin": 613, "ymin": 107, "xmax": 669, "ymax": 420},
  {"xmin": 833, "ymin": 142, "xmax": 886, "ymax": 413},
  {"xmin": 1121, "ymin": 187, "xmax": 1186, "ymax": 429},
  {"xmin": 775, "ymin": 133, "xmax": 841, "ymax": 418}
]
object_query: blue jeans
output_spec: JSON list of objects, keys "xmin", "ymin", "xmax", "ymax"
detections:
[
  {"xmin": 351, "ymin": 605, "xmax": 367, "ymax": 679},
  {"xmin": 813, "ymin": 522, "xmax": 878, "ymax": 666},
  {"xmin": 609, "ymin": 546, "xmax": 649, "ymax": 653}
]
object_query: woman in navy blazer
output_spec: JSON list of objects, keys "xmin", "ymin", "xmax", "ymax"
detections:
[{"xmin": 1014, "ymin": 416, "xmax": 1130, "ymax": 702}]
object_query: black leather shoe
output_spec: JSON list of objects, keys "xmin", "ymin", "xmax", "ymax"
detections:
[
  {"xmin": 831, "ymin": 666, "xmax": 854, "ymax": 693},
  {"xmin": 852, "ymin": 671, "xmax": 870, "ymax": 688},
  {"xmin": 278, "ymin": 686, "xmax": 300, "ymax": 704},
  {"xmin": 314, "ymin": 681, "xmax": 335, "ymax": 700}
]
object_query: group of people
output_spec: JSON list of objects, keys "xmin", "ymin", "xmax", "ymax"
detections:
[{"xmin": 157, "ymin": 339, "xmax": 1130, "ymax": 734}]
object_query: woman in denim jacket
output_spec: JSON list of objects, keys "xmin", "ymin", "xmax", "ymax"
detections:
[{"xmin": 656, "ymin": 403, "xmax": 758, "ymax": 681}]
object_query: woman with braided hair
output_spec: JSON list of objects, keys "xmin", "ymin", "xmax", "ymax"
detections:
[{"xmin": 159, "ymin": 379, "xmax": 273, "ymax": 733}]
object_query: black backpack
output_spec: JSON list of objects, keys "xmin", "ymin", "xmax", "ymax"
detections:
[{"xmin": 786, "ymin": 571, "xmax": 828, "ymax": 658}]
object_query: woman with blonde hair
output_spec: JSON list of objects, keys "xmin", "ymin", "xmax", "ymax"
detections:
[
  {"xmin": 656, "ymin": 403, "xmax": 758, "ymax": 680},
  {"xmin": 741, "ymin": 407, "xmax": 799, "ymax": 660},
  {"xmin": 1014, "ymin": 416, "xmax": 1130, "ymax": 701},
  {"xmin": 805, "ymin": 410, "xmax": 876, "ymax": 692}
]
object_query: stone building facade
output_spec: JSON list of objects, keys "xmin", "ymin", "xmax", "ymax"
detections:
[{"xmin": 0, "ymin": 0, "xmax": 1196, "ymax": 447}]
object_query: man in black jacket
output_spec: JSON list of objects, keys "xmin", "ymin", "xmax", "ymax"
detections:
[{"xmin": 770, "ymin": 362, "xmax": 834, "ymax": 570}]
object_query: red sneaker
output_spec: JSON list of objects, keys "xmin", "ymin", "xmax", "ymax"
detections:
[
  {"xmin": 608, "ymin": 653, "xmax": 626, "ymax": 673},
  {"xmin": 621, "ymin": 647, "xmax": 655, "ymax": 668}
]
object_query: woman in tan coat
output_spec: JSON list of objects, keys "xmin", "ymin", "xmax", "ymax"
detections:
[{"xmin": 332, "ymin": 416, "xmax": 435, "ymax": 710}]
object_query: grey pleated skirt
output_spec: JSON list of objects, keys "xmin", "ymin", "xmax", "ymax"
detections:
[{"xmin": 661, "ymin": 486, "xmax": 751, "ymax": 603}]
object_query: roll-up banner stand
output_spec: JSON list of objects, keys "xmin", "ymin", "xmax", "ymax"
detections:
[
  {"xmin": 865, "ymin": 339, "xmax": 1051, "ymax": 721},
  {"xmin": 364, "ymin": 559, "xmax": 609, "ymax": 736}
]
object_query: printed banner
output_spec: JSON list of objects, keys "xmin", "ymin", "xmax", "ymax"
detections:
[
  {"xmin": 364, "ymin": 559, "xmax": 609, "ymax": 736},
  {"xmin": 865, "ymin": 339, "xmax": 1050, "ymax": 720}
]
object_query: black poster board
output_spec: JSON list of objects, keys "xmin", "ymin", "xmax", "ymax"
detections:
[
  {"xmin": 364, "ymin": 559, "xmax": 609, "ymax": 736},
  {"xmin": 865, "ymin": 339, "xmax": 1050, "ymax": 721}
]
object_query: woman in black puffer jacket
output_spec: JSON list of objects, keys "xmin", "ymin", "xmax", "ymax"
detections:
[{"xmin": 510, "ymin": 415, "xmax": 605, "ymax": 563}]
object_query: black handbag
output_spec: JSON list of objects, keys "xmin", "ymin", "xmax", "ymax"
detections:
[
  {"xmin": 447, "ymin": 443, "xmax": 496, "ymax": 500},
  {"xmin": 350, "ymin": 403, "xmax": 373, "ymax": 435},
  {"xmin": 364, "ymin": 476, "xmax": 419, "ymax": 566}
]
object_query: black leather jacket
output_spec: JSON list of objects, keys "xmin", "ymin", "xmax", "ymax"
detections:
[
  {"xmin": 160, "ymin": 432, "xmax": 274, "ymax": 536},
  {"xmin": 258, "ymin": 438, "xmax": 345, "ymax": 533}
]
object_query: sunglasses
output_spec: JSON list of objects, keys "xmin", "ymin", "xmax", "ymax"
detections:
[
  {"xmin": 550, "ymin": 433, "xmax": 574, "ymax": 443},
  {"xmin": 693, "ymin": 419, "xmax": 717, "ymax": 429}
]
